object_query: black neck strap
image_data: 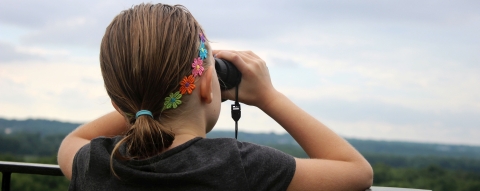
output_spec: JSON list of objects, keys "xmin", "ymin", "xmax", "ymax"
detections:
[{"xmin": 231, "ymin": 85, "xmax": 241, "ymax": 139}]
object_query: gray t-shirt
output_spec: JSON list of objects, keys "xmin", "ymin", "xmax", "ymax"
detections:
[{"xmin": 70, "ymin": 136, "xmax": 296, "ymax": 191}]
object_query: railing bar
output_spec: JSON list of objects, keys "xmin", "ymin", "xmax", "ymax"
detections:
[
  {"xmin": 1, "ymin": 171, "xmax": 11, "ymax": 191},
  {"xmin": 0, "ymin": 161, "xmax": 63, "ymax": 176}
]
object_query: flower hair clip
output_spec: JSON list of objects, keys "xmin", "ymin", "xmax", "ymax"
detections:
[
  {"xmin": 191, "ymin": 57, "xmax": 204, "ymax": 77},
  {"xmin": 163, "ymin": 33, "xmax": 207, "ymax": 110}
]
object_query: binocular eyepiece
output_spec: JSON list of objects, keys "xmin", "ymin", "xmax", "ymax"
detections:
[{"xmin": 215, "ymin": 58, "xmax": 242, "ymax": 90}]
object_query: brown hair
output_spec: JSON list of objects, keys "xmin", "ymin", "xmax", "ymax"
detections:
[{"xmin": 100, "ymin": 3, "xmax": 207, "ymax": 175}]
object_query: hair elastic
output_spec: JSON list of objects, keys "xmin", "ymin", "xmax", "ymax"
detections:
[{"xmin": 135, "ymin": 110, "xmax": 153, "ymax": 119}]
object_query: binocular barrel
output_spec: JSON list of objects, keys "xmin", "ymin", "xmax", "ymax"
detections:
[{"xmin": 214, "ymin": 58, "xmax": 242, "ymax": 90}]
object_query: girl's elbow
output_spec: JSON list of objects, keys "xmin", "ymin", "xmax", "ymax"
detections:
[{"xmin": 360, "ymin": 161, "xmax": 374, "ymax": 189}]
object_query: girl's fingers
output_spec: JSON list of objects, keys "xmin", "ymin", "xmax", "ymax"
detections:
[
  {"xmin": 213, "ymin": 50, "xmax": 248, "ymax": 73},
  {"xmin": 213, "ymin": 49, "xmax": 273, "ymax": 106}
]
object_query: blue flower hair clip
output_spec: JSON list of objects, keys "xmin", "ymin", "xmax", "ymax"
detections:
[{"xmin": 199, "ymin": 41, "xmax": 208, "ymax": 60}]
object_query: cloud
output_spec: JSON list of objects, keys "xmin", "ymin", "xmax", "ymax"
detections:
[
  {"xmin": 0, "ymin": 60, "xmax": 109, "ymax": 122},
  {"xmin": 21, "ymin": 16, "xmax": 104, "ymax": 48},
  {"xmin": 194, "ymin": 0, "xmax": 480, "ymax": 40},
  {"xmin": 0, "ymin": 0, "xmax": 130, "ymax": 48},
  {"xmin": 325, "ymin": 119, "xmax": 480, "ymax": 146},
  {"xmin": 2, "ymin": 0, "xmax": 479, "ymax": 51},
  {"xmin": 0, "ymin": 41, "xmax": 44, "ymax": 62},
  {"xmin": 296, "ymin": 98, "xmax": 480, "ymax": 127},
  {"xmin": 1, "ymin": 0, "xmax": 479, "ymax": 145},
  {"xmin": 0, "ymin": 0, "xmax": 93, "ymax": 28}
]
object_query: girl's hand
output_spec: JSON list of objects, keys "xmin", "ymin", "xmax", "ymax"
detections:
[{"xmin": 212, "ymin": 50, "xmax": 278, "ymax": 109}]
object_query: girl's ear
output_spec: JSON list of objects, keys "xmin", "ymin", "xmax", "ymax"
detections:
[{"xmin": 199, "ymin": 65, "xmax": 213, "ymax": 104}]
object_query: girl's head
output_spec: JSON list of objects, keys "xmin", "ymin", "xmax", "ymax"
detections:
[{"xmin": 100, "ymin": 3, "xmax": 218, "ymax": 161}]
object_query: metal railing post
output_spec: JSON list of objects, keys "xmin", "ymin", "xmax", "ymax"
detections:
[{"xmin": 1, "ymin": 171, "xmax": 11, "ymax": 191}]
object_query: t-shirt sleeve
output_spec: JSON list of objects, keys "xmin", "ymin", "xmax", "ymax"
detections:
[
  {"xmin": 237, "ymin": 141, "xmax": 296, "ymax": 191},
  {"xmin": 69, "ymin": 143, "xmax": 91, "ymax": 191}
]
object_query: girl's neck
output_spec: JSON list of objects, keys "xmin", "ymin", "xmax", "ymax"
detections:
[{"xmin": 164, "ymin": 122, "xmax": 207, "ymax": 152}]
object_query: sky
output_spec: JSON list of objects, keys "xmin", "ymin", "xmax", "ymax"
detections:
[{"xmin": 1, "ymin": 0, "xmax": 479, "ymax": 145}]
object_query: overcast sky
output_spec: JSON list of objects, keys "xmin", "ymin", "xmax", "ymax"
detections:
[{"xmin": 1, "ymin": 0, "xmax": 479, "ymax": 145}]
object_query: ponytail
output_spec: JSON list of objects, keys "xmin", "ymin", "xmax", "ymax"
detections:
[
  {"xmin": 123, "ymin": 112, "xmax": 174, "ymax": 158},
  {"xmin": 110, "ymin": 112, "xmax": 174, "ymax": 178}
]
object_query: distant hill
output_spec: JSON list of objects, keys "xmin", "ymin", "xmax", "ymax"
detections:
[
  {"xmin": 208, "ymin": 131, "xmax": 480, "ymax": 159},
  {"xmin": 0, "ymin": 118, "xmax": 79, "ymax": 136},
  {"xmin": 2, "ymin": 117, "xmax": 480, "ymax": 159}
]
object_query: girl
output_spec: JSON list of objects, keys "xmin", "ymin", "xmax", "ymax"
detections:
[{"xmin": 58, "ymin": 3, "xmax": 373, "ymax": 191}]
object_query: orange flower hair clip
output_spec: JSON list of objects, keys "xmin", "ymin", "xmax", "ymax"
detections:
[{"xmin": 180, "ymin": 75, "xmax": 196, "ymax": 94}]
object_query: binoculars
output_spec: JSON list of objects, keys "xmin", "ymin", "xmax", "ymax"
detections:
[{"xmin": 215, "ymin": 58, "xmax": 241, "ymax": 90}]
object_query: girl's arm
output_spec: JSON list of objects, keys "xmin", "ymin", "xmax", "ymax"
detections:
[
  {"xmin": 214, "ymin": 50, "xmax": 373, "ymax": 191},
  {"xmin": 261, "ymin": 92, "xmax": 373, "ymax": 191},
  {"xmin": 57, "ymin": 111, "xmax": 127, "ymax": 179}
]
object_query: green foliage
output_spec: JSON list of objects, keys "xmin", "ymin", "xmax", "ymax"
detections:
[
  {"xmin": 373, "ymin": 164, "xmax": 480, "ymax": 191},
  {"xmin": 364, "ymin": 153, "xmax": 480, "ymax": 174},
  {"xmin": 0, "ymin": 132, "xmax": 65, "ymax": 156},
  {"xmin": 9, "ymin": 173, "xmax": 69, "ymax": 191},
  {"xmin": 0, "ymin": 153, "xmax": 22, "ymax": 161}
]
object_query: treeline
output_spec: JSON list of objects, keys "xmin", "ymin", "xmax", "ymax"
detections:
[
  {"xmin": 373, "ymin": 164, "xmax": 480, "ymax": 191},
  {"xmin": 0, "ymin": 118, "xmax": 78, "ymax": 136},
  {"xmin": 363, "ymin": 153, "xmax": 480, "ymax": 175},
  {"xmin": 0, "ymin": 133, "xmax": 65, "ymax": 156}
]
